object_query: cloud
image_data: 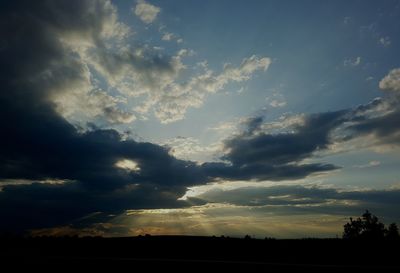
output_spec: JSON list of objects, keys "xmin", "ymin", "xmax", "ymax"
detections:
[
  {"xmin": 353, "ymin": 160, "xmax": 381, "ymax": 169},
  {"xmin": 242, "ymin": 116, "xmax": 265, "ymax": 135},
  {"xmin": 0, "ymin": 182, "xmax": 193, "ymax": 231},
  {"xmin": 206, "ymin": 75, "xmax": 400, "ymax": 180},
  {"xmin": 343, "ymin": 16, "xmax": 351, "ymax": 25},
  {"xmin": 346, "ymin": 110, "xmax": 400, "ymax": 145},
  {"xmin": 366, "ymin": 76, "xmax": 374, "ymax": 81},
  {"xmin": 160, "ymin": 31, "xmax": 182, "ymax": 43},
  {"xmin": 343, "ymin": 80, "xmax": 400, "ymax": 147},
  {"xmin": 15, "ymin": 0, "xmax": 194, "ymax": 125},
  {"xmin": 191, "ymin": 184, "xmax": 400, "ymax": 210},
  {"xmin": 222, "ymin": 111, "xmax": 347, "ymax": 167},
  {"xmin": 379, "ymin": 36, "xmax": 391, "ymax": 47},
  {"xmin": 51, "ymin": 2, "xmax": 270, "ymax": 126},
  {"xmin": 102, "ymin": 105, "xmax": 137, "ymax": 124},
  {"xmin": 161, "ymin": 137, "xmax": 221, "ymax": 162},
  {"xmin": 133, "ymin": 0, "xmax": 160, "ymax": 24},
  {"xmin": 180, "ymin": 111, "xmax": 344, "ymax": 182},
  {"xmin": 207, "ymin": 120, "xmax": 238, "ymax": 132},
  {"xmin": 343, "ymin": 57, "xmax": 361, "ymax": 67},
  {"xmin": 200, "ymin": 162, "xmax": 338, "ymax": 182},
  {"xmin": 269, "ymin": 100, "xmax": 287, "ymax": 108},
  {"xmin": 379, "ymin": 68, "xmax": 400, "ymax": 93},
  {"xmin": 265, "ymin": 92, "xmax": 287, "ymax": 108},
  {"xmin": 260, "ymin": 114, "xmax": 306, "ymax": 134},
  {"xmin": 162, "ymin": 32, "xmax": 175, "ymax": 41},
  {"xmin": 79, "ymin": 35, "xmax": 269, "ymax": 124},
  {"xmin": 320, "ymin": 69, "xmax": 400, "ymax": 151},
  {"xmin": 0, "ymin": 179, "xmax": 71, "ymax": 191},
  {"xmin": 55, "ymin": 89, "xmax": 136, "ymax": 125},
  {"xmin": 142, "ymin": 55, "xmax": 271, "ymax": 123},
  {"xmin": 181, "ymin": 185, "xmax": 400, "ymax": 229}
]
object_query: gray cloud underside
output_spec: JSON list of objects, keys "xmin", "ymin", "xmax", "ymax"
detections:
[
  {"xmin": 191, "ymin": 185, "xmax": 400, "ymax": 207},
  {"xmin": 189, "ymin": 185, "xmax": 400, "ymax": 221},
  {"xmin": 1, "ymin": 0, "xmax": 400, "ymax": 232}
]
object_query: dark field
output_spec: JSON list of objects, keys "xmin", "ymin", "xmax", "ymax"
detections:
[{"xmin": 1, "ymin": 236, "xmax": 399, "ymax": 271}]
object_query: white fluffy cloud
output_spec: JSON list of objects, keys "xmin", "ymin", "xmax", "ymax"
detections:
[
  {"xmin": 379, "ymin": 68, "xmax": 400, "ymax": 93},
  {"xmin": 133, "ymin": 0, "xmax": 161, "ymax": 24}
]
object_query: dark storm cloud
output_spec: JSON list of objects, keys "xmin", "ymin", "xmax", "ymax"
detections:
[
  {"xmin": 198, "ymin": 111, "xmax": 347, "ymax": 182},
  {"xmin": 223, "ymin": 110, "xmax": 348, "ymax": 166},
  {"xmin": 201, "ymin": 161, "xmax": 338, "ymax": 181}
]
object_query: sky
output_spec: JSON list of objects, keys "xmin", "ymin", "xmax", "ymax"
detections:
[{"xmin": 0, "ymin": 0, "xmax": 400, "ymax": 238}]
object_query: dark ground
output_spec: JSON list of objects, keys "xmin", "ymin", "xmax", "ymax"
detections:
[{"xmin": 1, "ymin": 235, "xmax": 399, "ymax": 271}]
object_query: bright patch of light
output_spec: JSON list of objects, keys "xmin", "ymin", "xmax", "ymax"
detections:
[
  {"xmin": 115, "ymin": 159, "xmax": 141, "ymax": 172},
  {"xmin": 179, "ymin": 178, "xmax": 326, "ymax": 200}
]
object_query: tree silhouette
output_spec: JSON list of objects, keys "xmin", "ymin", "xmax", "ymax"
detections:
[
  {"xmin": 343, "ymin": 217, "xmax": 363, "ymax": 239},
  {"xmin": 386, "ymin": 223, "xmax": 400, "ymax": 240},
  {"xmin": 343, "ymin": 210, "xmax": 386, "ymax": 240}
]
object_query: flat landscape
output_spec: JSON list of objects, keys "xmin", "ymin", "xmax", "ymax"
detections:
[{"xmin": 1, "ymin": 236, "xmax": 399, "ymax": 271}]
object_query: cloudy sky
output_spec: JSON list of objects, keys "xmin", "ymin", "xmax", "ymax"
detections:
[{"xmin": 1, "ymin": 0, "xmax": 400, "ymax": 238}]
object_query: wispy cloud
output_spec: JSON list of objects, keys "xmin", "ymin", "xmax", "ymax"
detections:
[
  {"xmin": 353, "ymin": 160, "xmax": 381, "ymax": 169},
  {"xmin": 265, "ymin": 92, "xmax": 287, "ymax": 108},
  {"xmin": 343, "ymin": 56, "xmax": 361, "ymax": 67},
  {"xmin": 379, "ymin": 36, "xmax": 391, "ymax": 47}
]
